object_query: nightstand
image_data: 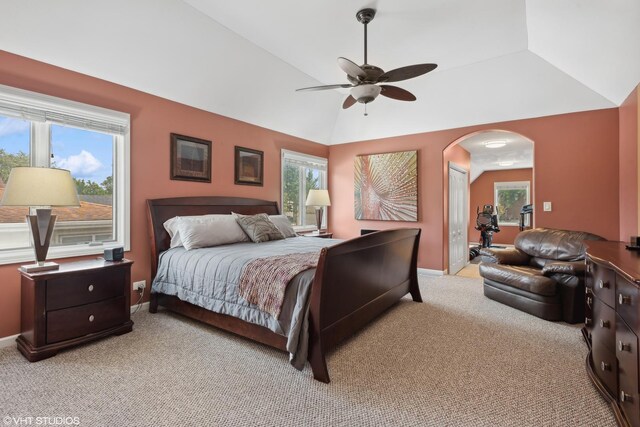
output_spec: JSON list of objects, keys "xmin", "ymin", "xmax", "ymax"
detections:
[
  {"xmin": 17, "ymin": 258, "xmax": 134, "ymax": 362},
  {"xmin": 300, "ymin": 231, "xmax": 333, "ymax": 238}
]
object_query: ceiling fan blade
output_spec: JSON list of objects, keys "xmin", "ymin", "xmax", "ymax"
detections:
[
  {"xmin": 342, "ymin": 95, "xmax": 357, "ymax": 109},
  {"xmin": 337, "ymin": 57, "xmax": 366, "ymax": 79},
  {"xmin": 380, "ymin": 85, "xmax": 417, "ymax": 101},
  {"xmin": 378, "ymin": 64, "xmax": 437, "ymax": 83},
  {"xmin": 296, "ymin": 84, "xmax": 353, "ymax": 92}
]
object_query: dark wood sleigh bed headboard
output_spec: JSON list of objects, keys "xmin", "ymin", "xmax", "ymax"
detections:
[{"xmin": 146, "ymin": 196, "xmax": 280, "ymax": 276}]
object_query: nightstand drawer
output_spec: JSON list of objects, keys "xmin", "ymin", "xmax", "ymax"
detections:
[
  {"xmin": 46, "ymin": 296, "xmax": 127, "ymax": 344},
  {"xmin": 47, "ymin": 268, "xmax": 125, "ymax": 310}
]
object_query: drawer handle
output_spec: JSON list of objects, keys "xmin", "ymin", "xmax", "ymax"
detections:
[
  {"xmin": 619, "ymin": 341, "xmax": 631, "ymax": 352},
  {"xmin": 598, "ymin": 280, "xmax": 609, "ymax": 289},
  {"xmin": 88, "ymin": 314, "xmax": 95, "ymax": 322},
  {"xmin": 619, "ymin": 294, "xmax": 632, "ymax": 305},
  {"xmin": 88, "ymin": 284, "xmax": 94, "ymax": 292},
  {"xmin": 585, "ymin": 317, "xmax": 592, "ymax": 326},
  {"xmin": 600, "ymin": 319, "xmax": 610, "ymax": 328},
  {"xmin": 586, "ymin": 296, "xmax": 593, "ymax": 308},
  {"xmin": 601, "ymin": 361, "xmax": 611, "ymax": 371},
  {"xmin": 621, "ymin": 390, "xmax": 633, "ymax": 402}
]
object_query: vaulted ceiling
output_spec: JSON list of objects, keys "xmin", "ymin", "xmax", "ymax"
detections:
[{"xmin": 1, "ymin": 0, "xmax": 638, "ymax": 145}]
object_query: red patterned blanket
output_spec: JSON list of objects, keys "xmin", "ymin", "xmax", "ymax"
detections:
[{"xmin": 238, "ymin": 251, "xmax": 320, "ymax": 318}]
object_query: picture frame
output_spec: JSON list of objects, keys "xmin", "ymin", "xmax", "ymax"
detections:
[
  {"xmin": 234, "ymin": 146, "xmax": 264, "ymax": 186},
  {"xmin": 354, "ymin": 150, "xmax": 418, "ymax": 221},
  {"xmin": 170, "ymin": 133, "xmax": 212, "ymax": 183}
]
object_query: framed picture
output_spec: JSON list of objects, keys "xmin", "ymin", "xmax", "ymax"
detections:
[
  {"xmin": 234, "ymin": 146, "xmax": 264, "ymax": 186},
  {"xmin": 170, "ymin": 133, "xmax": 212, "ymax": 183},
  {"xmin": 354, "ymin": 150, "xmax": 418, "ymax": 221}
]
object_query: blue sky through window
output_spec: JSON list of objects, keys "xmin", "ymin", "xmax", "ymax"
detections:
[{"xmin": 0, "ymin": 116, "xmax": 113, "ymax": 184}]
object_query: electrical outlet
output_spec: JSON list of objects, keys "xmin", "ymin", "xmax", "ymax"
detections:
[{"xmin": 133, "ymin": 280, "xmax": 146, "ymax": 292}]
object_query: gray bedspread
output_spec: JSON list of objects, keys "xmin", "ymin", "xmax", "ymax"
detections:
[{"xmin": 151, "ymin": 236, "xmax": 341, "ymax": 369}]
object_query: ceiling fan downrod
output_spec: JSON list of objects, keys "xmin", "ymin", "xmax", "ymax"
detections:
[{"xmin": 356, "ymin": 8, "xmax": 376, "ymax": 66}]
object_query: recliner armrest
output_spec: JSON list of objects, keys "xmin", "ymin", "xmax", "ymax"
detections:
[
  {"xmin": 541, "ymin": 261, "xmax": 586, "ymax": 276},
  {"xmin": 479, "ymin": 248, "xmax": 530, "ymax": 265}
]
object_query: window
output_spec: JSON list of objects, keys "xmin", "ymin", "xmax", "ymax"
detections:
[
  {"xmin": 494, "ymin": 181, "xmax": 530, "ymax": 226},
  {"xmin": 281, "ymin": 150, "xmax": 328, "ymax": 230},
  {"xmin": 0, "ymin": 84, "xmax": 130, "ymax": 265}
]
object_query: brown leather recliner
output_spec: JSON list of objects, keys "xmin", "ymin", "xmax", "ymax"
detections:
[{"xmin": 479, "ymin": 228, "xmax": 605, "ymax": 323}]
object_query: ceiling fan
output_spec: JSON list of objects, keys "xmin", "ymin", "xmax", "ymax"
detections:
[{"xmin": 296, "ymin": 8, "xmax": 437, "ymax": 115}]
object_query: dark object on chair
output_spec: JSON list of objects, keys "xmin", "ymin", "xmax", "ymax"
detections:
[
  {"xmin": 475, "ymin": 204, "xmax": 500, "ymax": 248},
  {"xmin": 519, "ymin": 204, "xmax": 533, "ymax": 231},
  {"xmin": 478, "ymin": 228, "xmax": 604, "ymax": 323}
]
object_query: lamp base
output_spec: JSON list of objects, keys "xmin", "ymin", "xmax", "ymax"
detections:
[{"xmin": 20, "ymin": 262, "xmax": 59, "ymax": 273}]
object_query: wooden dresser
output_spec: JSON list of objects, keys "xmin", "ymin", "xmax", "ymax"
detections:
[
  {"xmin": 584, "ymin": 241, "xmax": 640, "ymax": 427},
  {"xmin": 17, "ymin": 258, "xmax": 134, "ymax": 361}
]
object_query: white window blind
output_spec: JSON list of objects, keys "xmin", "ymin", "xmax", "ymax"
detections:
[{"xmin": 0, "ymin": 84, "xmax": 128, "ymax": 135}]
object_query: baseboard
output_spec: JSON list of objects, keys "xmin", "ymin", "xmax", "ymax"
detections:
[
  {"xmin": 131, "ymin": 301, "xmax": 150, "ymax": 314},
  {"xmin": 418, "ymin": 268, "xmax": 446, "ymax": 276},
  {"xmin": 0, "ymin": 333, "xmax": 19, "ymax": 349}
]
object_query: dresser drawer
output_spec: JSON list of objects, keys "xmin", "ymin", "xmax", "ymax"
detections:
[
  {"xmin": 592, "ymin": 341, "xmax": 618, "ymax": 396},
  {"xmin": 590, "ymin": 261, "xmax": 616, "ymax": 308},
  {"xmin": 46, "ymin": 296, "xmax": 127, "ymax": 344},
  {"xmin": 617, "ymin": 275, "xmax": 640, "ymax": 334},
  {"xmin": 617, "ymin": 314, "xmax": 640, "ymax": 427},
  {"xmin": 47, "ymin": 268, "xmax": 125, "ymax": 311},
  {"xmin": 592, "ymin": 297, "xmax": 617, "ymax": 351}
]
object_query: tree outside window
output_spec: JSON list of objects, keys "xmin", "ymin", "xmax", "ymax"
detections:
[{"xmin": 494, "ymin": 181, "xmax": 530, "ymax": 226}]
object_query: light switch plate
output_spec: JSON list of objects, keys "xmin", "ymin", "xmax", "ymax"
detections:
[{"xmin": 543, "ymin": 202, "xmax": 552, "ymax": 212}]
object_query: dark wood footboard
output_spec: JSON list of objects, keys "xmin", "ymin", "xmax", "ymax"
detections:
[
  {"xmin": 146, "ymin": 196, "xmax": 422, "ymax": 383},
  {"xmin": 308, "ymin": 228, "xmax": 422, "ymax": 382}
]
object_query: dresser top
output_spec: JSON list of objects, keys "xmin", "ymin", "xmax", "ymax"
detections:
[
  {"xmin": 586, "ymin": 241, "xmax": 640, "ymax": 284},
  {"xmin": 19, "ymin": 258, "xmax": 133, "ymax": 279}
]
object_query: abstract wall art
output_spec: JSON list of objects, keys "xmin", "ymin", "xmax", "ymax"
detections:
[{"xmin": 354, "ymin": 150, "xmax": 418, "ymax": 221}]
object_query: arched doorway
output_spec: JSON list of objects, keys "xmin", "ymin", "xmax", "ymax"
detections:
[{"xmin": 444, "ymin": 130, "xmax": 535, "ymax": 275}]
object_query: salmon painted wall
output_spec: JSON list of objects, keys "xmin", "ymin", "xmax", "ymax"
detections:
[
  {"xmin": 0, "ymin": 51, "xmax": 328, "ymax": 339},
  {"xmin": 619, "ymin": 85, "xmax": 639, "ymax": 241},
  {"xmin": 468, "ymin": 168, "xmax": 533, "ymax": 245},
  {"xmin": 329, "ymin": 109, "xmax": 619, "ymax": 271}
]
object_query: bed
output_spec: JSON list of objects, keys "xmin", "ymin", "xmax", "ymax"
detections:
[{"xmin": 146, "ymin": 196, "xmax": 422, "ymax": 383}]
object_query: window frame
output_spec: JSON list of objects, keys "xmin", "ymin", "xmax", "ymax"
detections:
[
  {"xmin": 280, "ymin": 149, "xmax": 328, "ymax": 231},
  {"xmin": 0, "ymin": 84, "xmax": 130, "ymax": 266},
  {"xmin": 493, "ymin": 180, "xmax": 530, "ymax": 226}
]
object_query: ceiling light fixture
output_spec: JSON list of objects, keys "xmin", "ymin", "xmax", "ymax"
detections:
[
  {"xmin": 498, "ymin": 161, "xmax": 514, "ymax": 167},
  {"xmin": 485, "ymin": 140, "xmax": 507, "ymax": 148}
]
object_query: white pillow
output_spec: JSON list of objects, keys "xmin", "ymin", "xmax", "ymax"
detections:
[
  {"xmin": 164, "ymin": 215, "xmax": 249, "ymax": 249},
  {"xmin": 268, "ymin": 215, "xmax": 297, "ymax": 238}
]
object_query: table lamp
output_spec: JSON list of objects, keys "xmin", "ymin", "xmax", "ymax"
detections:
[
  {"xmin": 0, "ymin": 167, "xmax": 80, "ymax": 272},
  {"xmin": 305, "ymin": 189, "xmax": 331, "ymax": 233}
]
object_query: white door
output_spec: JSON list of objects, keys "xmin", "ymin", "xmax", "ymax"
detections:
[{"xmin": 448, "ymin": 163, "xmax": 468, "ymax": 275}]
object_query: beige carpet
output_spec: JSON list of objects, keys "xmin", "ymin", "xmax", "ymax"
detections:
[{"xmin": 0, "ymin": 275, "xmax": 615, "ymax": 427}]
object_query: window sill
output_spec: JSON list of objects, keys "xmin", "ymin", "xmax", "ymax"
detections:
[{"xmin": 0, "ymin": 243, "xmax": 129, "ymax": 267}]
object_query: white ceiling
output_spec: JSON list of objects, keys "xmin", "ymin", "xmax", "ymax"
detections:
[
  {"xmin": 1, "ymin": 0, "xmax": 638, "ymax": 145},
  {"xmin": 458, "ymin": 131, "xmax": 534, "ymax": 182}
]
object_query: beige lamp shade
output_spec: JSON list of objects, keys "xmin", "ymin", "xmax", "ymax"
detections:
[
  {"xmin": 305, "ymin": 189, "xmax": 331, "ymax": 207},
  {"xmin": 0, "ymin": 167, "xmax": 80, "ymax": 207}
]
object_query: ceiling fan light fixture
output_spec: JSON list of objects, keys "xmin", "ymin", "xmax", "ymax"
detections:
[
  {"xmin": 351, "ymin": 84, "xmax": 381, "ymax": 104},
  {"xmin": 485, "ymin": 140, "xmax": 507, "ymax": 149}
]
